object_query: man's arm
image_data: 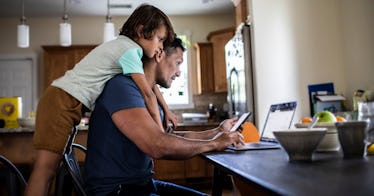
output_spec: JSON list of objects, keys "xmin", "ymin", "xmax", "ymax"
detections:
[
  {"xmin": 171, "ymin": 127, "xmax": 222, "ymax": 140},
  {"xmin": 112, "ymin": 107, "xmax": 243, "ymax": 160},
  {"xmin": 169, "ymin": 117, "xmax": 238, "ymax": 140}
]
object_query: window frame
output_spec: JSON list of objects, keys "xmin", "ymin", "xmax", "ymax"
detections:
[{"xmin": 159, "ymin": 31, "xmax": 194, "ymax": 109}]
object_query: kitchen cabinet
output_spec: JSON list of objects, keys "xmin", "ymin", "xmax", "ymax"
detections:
[
  {"xmin": 207, "ymin": 27, "xmax": 235, "ymax": 93},
  {"xmin": 195, "ymin": 28, "xmax": 235, "ymax": 94},
  {"xmin": 153, "ymin": 124, "xmax": 217, "ymax": 180},
  {"xmin": 42, "ymin": 45, "xmax": 96, "ymax": 90},
  {"xmin": 195, "ymin": 43, "xmax": 214, "ymax": 94}
]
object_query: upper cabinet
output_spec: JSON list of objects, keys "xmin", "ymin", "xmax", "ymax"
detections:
[
  {"xmin": 208, "ymin": 28, "xmax": 235, "ymax": 93},
  {"xmin": 195, "ymin": 42, "xmax": 214, "ymax": 94},
  {"xmin": 196, "ymin": 28, "xmax": 235, "ymax": 94},
  {"xmin": 42, "ymin": 45, "xmax": 96, "ymax": 90}
]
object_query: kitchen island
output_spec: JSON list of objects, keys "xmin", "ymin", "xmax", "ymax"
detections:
[
  {"xmin": 0, "ymin": 123, "xmax": 219, "ymax": 181},
  {"xmin": 202, "ymin": 148, "xmax": 374, "ymax": 196}
]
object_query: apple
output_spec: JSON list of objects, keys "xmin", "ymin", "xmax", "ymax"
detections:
[{"xmin": 314, "ymin": 110, "xmax": 337, "ymax": 123}]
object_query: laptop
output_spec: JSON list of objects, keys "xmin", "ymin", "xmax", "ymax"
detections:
[{"xmin": 228, "ymin": 101, "xmax": 297, "ymax": 151}]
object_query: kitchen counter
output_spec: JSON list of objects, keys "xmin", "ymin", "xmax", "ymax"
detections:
[
  {"xmin": 0, "ymin": 125, "xmax": 89, "ymax": 133},
  {"xmin": 0, "ymin": 128, "xmax": 88, "ymax": 165},
  {"xmin": 0, "ymin": 123, "xmax": 220, "ymax": 183},
  {"xmin": 0, "ymin": 127, "xmax": 34, "ymax": 133},
  {"xmin": 0, "ymin": 123, "xmax": 218, "ymax": 165},
  {"xmin": 202, "ymin": 149, "xmax": 374, "ymax": 196}
]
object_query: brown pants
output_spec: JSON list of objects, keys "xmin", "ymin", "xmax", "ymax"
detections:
[{"xmin": 33, "ymin": 86, "xmax": 85, "ymax": 154}]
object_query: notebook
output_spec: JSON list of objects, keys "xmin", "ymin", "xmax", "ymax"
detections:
[{"xmin": 228, "ymin": 101, "xmax": 297, "ymax": 151}]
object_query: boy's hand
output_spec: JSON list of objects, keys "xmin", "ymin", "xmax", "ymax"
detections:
[{"xmin": 164, "ymin": 110, "xmax": 178, "ymax": 130}]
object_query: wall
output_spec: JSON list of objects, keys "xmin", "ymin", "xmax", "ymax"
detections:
[
  {"xmin": 340, "ymin": 0, "xmax": 374, "ymax": 109},
  {"xmin": 0, "ymin": 14, "xmax": 234, "ymax": 107},
  {"xmin": 250, "ymin": 0, "xmax": 374, "ymax": 129}
]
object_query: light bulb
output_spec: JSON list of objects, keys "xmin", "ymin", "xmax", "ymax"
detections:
[
  {"xmin": 17, "ymin": 24, "xmax": 29, "ymax": 48},
  {"xmin": 103, "ymin": 22, "xmax": 115, "ymax": 43},
  {"xmin": 60, "ymin": 22, "xmax": 72, "ymax": 47}
]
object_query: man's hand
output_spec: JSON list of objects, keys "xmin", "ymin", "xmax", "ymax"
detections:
[
  {"xmin": 214, "ymin": 131, "xmax": 245, "ymax": 151},
  {"xmin": 218, "ymin": 116, "xmax": 238, "ymax": 133}
]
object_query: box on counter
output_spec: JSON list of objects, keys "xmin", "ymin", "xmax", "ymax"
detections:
[
  {"xmin": 0, "ymin": 97, "xmax": 22, "ymax": 128},
  {"xmin": 314, "ymin": 95, "xmax": 345, "ymax": 114},
  {"xmin": 182, "ymin": 113, "xmax": 208, "ymax": 125}
]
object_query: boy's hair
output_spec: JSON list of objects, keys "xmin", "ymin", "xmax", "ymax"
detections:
[
  {"xmin": 119, "ymin": 4, "xmax": 175, "ymax": 47},
  {"xmin": 165, "ymin": 37, "xmax": 186, "ymax": 56}
]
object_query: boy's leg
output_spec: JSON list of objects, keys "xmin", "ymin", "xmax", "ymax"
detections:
[
  {"xmin": 24, "ymin": 86, "xmax": 84, "ymax": 196},
  {"xmin": 24, "ymin": 150, "xmax": 61, "ymax": 196}
]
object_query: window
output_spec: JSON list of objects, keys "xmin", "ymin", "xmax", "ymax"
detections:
[{"xmin": 158, "ymin": 33, "xmax": 193, "ymax": 109}]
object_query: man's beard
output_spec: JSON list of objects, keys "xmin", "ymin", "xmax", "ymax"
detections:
[{"xmin": 157, "ymin": 80, "xmax": 171, "ymax": 89}]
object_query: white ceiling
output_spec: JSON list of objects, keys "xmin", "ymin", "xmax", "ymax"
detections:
[{"xmin": 0, "ymin": 0, "xmax": 234, "ymax": 17}]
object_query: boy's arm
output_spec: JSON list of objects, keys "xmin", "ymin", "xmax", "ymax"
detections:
[
  {"xmin": 131, "ymin": 73, "xmax": 164, "ymax": 131},
  {"xmin": 153, "ymin": 84, "xmax": 178, "ymax": 129}
]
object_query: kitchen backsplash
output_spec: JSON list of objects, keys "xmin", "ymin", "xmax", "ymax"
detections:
[{"xmin": 172, "ymin": 92, "xmax": 228, "ymax": 122}]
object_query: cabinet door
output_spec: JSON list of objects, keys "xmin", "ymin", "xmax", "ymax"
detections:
[
  {"xmin": 185, "ymin": 156, "xmax": 211, "ymax": 178},
  {"xmin": 195, "ymin": 43, "xmax": 214, "ymax": 94},
  {"xmin": 208, "ymin": 28, "xmax": 235, "ymax": 93},
  {"xmin": 42, "ymin": 45, "xmax": 96, "ymax": 90},
  {"xmin": 153, "ymin": 160, "xmax": 185, "ymax": 180}
]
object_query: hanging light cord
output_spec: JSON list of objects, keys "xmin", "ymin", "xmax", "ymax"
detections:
[
  {"xmin": 20, "ymin": 0, "xmax": 26, "ymax": 24},
  {"xmin": 62, "ymin": 0, "xmax": 68, "ymax": 22},
  {"xmin": 106, "ymin": 0, "xmax": 111, "ymax": 22}
]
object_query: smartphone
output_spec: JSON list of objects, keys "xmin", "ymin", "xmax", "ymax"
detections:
[{"xmin": 229, "ymin": 112, "xmax": 252, "ymax": 132}]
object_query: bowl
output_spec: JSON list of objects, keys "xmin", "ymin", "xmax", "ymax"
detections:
[
  {"xmin": 295, "ymin": 122, "xmax": 340, "ymax": 152},
  {"xmin": 17, "ymin": 117, "xmax": 35, "ymax": 128},
  {"xmin": 274, "ymin": 128, "xmax": 327, "ymax": 161}
]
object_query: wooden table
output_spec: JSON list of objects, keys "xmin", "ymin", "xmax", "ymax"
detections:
[{"xmin": 202, "ymin": 148, "xmax": 374, "ymax": 196}]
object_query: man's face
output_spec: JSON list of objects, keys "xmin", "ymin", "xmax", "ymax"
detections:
[{"xmin": 156, "ymin": 48, "xmax": 184, "ymax": 88}]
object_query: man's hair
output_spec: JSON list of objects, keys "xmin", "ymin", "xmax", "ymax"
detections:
[
  {"xmin": 164, "ymin": 37, "xmax": 186, "ymax": 56},
  {"xmin": 119, "ymin": 4, "xmax": 175, "ymax": 47}
]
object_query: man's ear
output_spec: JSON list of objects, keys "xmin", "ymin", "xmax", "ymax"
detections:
[{"xmin": 155, "ymin": 51, "xmax": 163, "ymax": 63}]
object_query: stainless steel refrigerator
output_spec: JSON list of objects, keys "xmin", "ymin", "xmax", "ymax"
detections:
[{"xmin": 225, "ymin": 23, "xmax": 255, "ymax": 124}]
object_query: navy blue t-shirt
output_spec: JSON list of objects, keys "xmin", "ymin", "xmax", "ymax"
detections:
[{"xmin": 85, "ymin": 75, "xmax": 155, "ymax": 195}]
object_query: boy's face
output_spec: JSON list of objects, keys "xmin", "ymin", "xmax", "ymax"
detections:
[{"xmin": 138, "ymin": 25, "xmax": 167, "ymax": 59}]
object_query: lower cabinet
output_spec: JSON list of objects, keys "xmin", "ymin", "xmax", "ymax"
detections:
[{"xmin": 153, "ymin": 124, "xmax": 216, "ymax": 180}]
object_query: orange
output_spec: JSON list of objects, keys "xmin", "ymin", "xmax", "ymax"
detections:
[
  {"xmin": 336, "ymin": 115, "xmax": 346, "ymax": 122},
  {"xmin": 301, "ymin": 117, "xmax": 313, "ymax": 124}
]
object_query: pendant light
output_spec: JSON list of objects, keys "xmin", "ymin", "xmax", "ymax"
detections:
[
  {"xmin": 103, "ymin": 0, "xmax": 116, "ymax": 43},
  {"xmin": 17, "ymin": 0, "xmax": 29, "ymax": 48},
  {"xmin": 60, "ymin": 0, "xmax": 71, "ymax": 47}
]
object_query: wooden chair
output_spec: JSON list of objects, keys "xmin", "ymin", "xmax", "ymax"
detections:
[{"xmin": 0, "ymin": 155, "xmax": 27, "ymax": 196}]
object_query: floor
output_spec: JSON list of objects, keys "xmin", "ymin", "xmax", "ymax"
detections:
[
  {"xmin": 199, "ymin": 188, "xmax": 237, "ymax": 196},
  {"xmin": 173, "ymin": 177, "xmax": 240, "ymax": 196}
]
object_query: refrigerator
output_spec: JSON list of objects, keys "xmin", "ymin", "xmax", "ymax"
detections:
[{"xmin": 225, "ymin": 23, "xmax": 255, "ymax": 124}]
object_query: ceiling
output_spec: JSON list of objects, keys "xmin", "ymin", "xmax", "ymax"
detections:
[{"xmin": 0, "ymin": 0, "xmax": 234, "ymax": 17}]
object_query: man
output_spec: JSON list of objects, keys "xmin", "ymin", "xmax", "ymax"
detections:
[{"xmin": 84, "ymin": 38, "xmax": 244, "ymax": 195}]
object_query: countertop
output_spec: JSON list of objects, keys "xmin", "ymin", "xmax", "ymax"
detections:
[
  {"xmin": 0, "ymin": 125, "xmax": 89, "ymax": 133},
  {"xmin": 202, "ymin": 149, "xmax": 374, "ymax": 196},
  {"xmin": 0, "ymin": 123, "xmax": 219, "ymax": 133}
]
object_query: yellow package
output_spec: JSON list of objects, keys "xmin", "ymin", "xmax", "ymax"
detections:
[{"xmin": 0, "ymin": 97, "xmax": 22, "ymax": 128}]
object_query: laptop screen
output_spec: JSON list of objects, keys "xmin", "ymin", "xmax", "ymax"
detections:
[{"xmin": 261, "ymin": 101, "xmax": 297, "ymax": 141}]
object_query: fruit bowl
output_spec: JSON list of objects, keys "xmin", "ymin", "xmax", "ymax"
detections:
[
  {"xmin": 273, "ymin": 128, "xmax": 327, "ymax": 161},
  {"xmin": 17, "ymin": 117, "xmax": 35, "ymax": 128},
  {"xmin": 295, "ymin": 122, "xmax": 340, "ymax": 152}
]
